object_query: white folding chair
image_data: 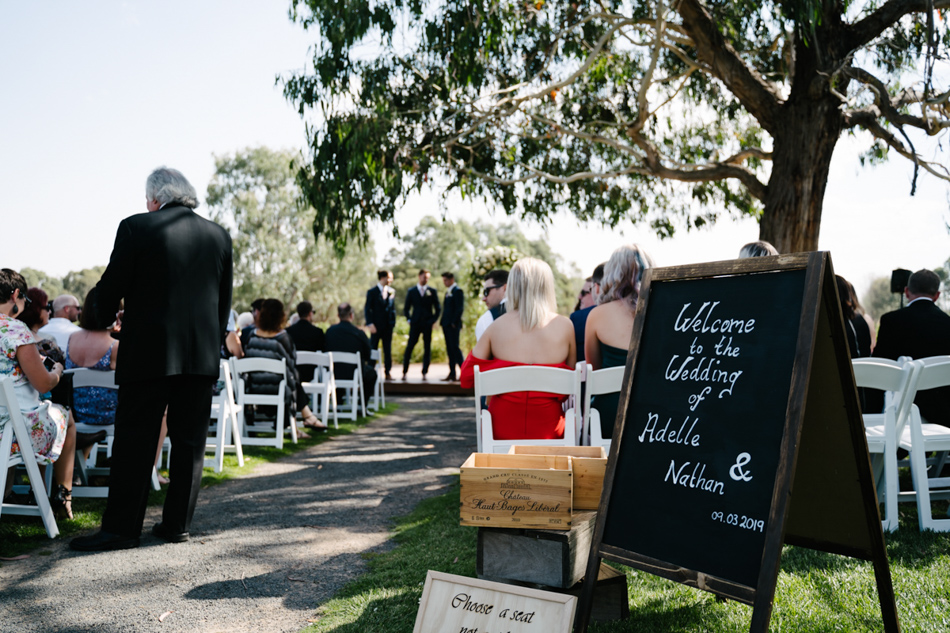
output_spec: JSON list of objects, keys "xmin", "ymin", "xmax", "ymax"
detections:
[
  {"xmin": 0, "ymin": 377, "xmax": 59, "ymax": 537},
  {"xmin": 852, "ymin": 358, "xmax": 921, "ymax": 532},
  {"xmin": 367, "ymin": 349, "xmax": 385, "ymax": 413},
  {"xmin": 296, "ymin": 351, "xmax": 338, "ymax": 429},
  {"xmin": 583, "ymin": 364, "xmax": 625, "ymax": 449},
  {"xmin": 473, "ymin": 364, "xmax": 582, "ymax": 454},
  {"xmin": 231, "ymin": 357, "xmax": 294, "ymax": 449},
  {"xmin": 332, "ymin": 351, "xmax": 367, "ymax": 421},
  {"xmin": 65, "ymin": 368, "xmax": 166, "ymax": 496},
  {"xmin": 898, "ymin": 358, "xmax": 950, "ymax": 532},
  {"xmin": 206, "ymin": 359, "xmax": 244, "ymax": 472}
]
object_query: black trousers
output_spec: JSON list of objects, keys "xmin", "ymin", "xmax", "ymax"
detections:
[
  {"xmin": 443, "ymin": 325, "xmax": 463, "ymax": 374},
  {"xmin": 370, "ymin": 327, "xmax": 393, "ymax": 374},
  {"xmin": 403, "ymin": 323, "xmax": 433, "ymax": 375},
  {"xmin": 102, "ymin": 375, "xmax": 213, "ymax": 537}
]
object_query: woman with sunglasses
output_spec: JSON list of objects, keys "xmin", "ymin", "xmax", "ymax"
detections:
[
  {"xmin": 17, "ymin": 287, "xmax": 66, "ymax": 369},
  {"xmin": 584, "ymin": 244, "xmax": 655, "ymax": 440},
  {"xmin": 0, "ymin": 269, "xmax": 77, "ymax": 519}
]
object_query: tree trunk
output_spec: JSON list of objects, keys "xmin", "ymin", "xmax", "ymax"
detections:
[
  {"xmin": 759, "ymin": 98, "xmax": 843, "ymax": 254},
  {"xmin": 759, "ymin": 20, "xmax": 847, "ymax": 255}
]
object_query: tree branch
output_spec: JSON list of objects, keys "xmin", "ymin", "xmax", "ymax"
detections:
[
  {"xmin": 674, "ymin": 0, "xmax": 783, "ymax": 133},
  {"xmin": 845, "ymin": 110, "xmax": 950, "ymax": 182},
  {"xmin": 847, "ymin": 0, "xmax": 950, "ymax": 52},
  {"xmin": 844, "ymin": 66, "xmax": 950, "ymax": 134}
]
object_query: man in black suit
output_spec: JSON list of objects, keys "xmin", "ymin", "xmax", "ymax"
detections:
[
  {"xmin": 570, "ymin": 263, "xmax": 605, "ymax": 363},
  {"xmin": 402, "ymin": 269, "xmax": 441, "ymax": 379},
  {"xmin": 71, "ymin": 167, "xmax": 232, "ymax": 552},
  {"xmin": 873, "ymin": 268, "xmax": 950, "ymax": 427},
  {"xmin": 440, "ymin": 272, "xmax": 465, "ymax": 381},
  {"xmin": 326, "ymin": 302, "xmax": 377, "ymax": 395},
  {"xmin": 287, "ymin": 300, "xmax": 326, "ymax": 382},
  {"xmin": 364, "ymin": 270, "xmax": 396, "ymax": 380}
]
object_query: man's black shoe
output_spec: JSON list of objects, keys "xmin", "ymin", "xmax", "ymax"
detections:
[
  {"xmin": 70, "ymin": 530, "xmax": 140, "ymax": 552},
  {"xmin": 75, "ymin": 429, "xmax": 108, "ymax": 450},
  {"xmin": 152, "ymin": 522, "xmax": 190, "ymax": 543}
]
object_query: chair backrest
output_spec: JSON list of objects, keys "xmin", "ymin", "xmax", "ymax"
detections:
[
  {"xmin": 65, "ymin": 367, "xmax": 117, "ymax": 390},
  {"xmin": 913, "ymin": 357, "xmax": 950, "ymax": 391},
  {"xmin": 852, "ymin": 358, "xmax": 920, "ymax": 431},
  {"xmin": 331, "ymin": 351, "xmax": 361, "ymax": 368},
  {"xmin": 296, "ymin": 351, "xmax": 332, "ymax": 370},
  {"xmin": 473, "ymin": 364, "xmax": 581, "ymax": 400},
  {"xmin": 232, "ymin": 357, "xmax": 287, "ymax": 377},
  {"xmin": 585, "ymin": 365, "xmax": 624, "ymax": 397}
]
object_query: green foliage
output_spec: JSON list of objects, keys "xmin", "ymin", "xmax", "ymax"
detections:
[
  {"xmin": 283, "ymin": 0, "xmax": 950, "ymax": 253},
  {"xmin": 20, "ymin": 268, "xmax": 65, "ymax": 299},
  {"xmin": 62, "ymin": 266, "xmax": 107, "ymax": 302},
  {"xmin": 205, "ymin": 146, "xmax": 379, "ymax": 322},
  {"xmin": 862, "ymin": 276, "xmax": 902, "ymax": 323}
]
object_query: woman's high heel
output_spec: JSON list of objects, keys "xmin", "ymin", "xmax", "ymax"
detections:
[{"xmin": 50, "ymin": 484, "xmax": 73, "ymax": 520}]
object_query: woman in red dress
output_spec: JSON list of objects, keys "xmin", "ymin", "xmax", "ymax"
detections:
[{"xmin": 460, "ymin": 258, "xmax": 576, "ymax": 440}]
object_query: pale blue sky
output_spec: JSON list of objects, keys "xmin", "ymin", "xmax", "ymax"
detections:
[{"xmin": 2, "ymin": 1, "xmax": 948, "ymax": 297}]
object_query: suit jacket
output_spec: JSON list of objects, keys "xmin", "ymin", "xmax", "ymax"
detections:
[
  {"xmin": 440, "ymin": 285, "xmax": 464, "ymax": 328},
  {"xmin": 326, "ymin": 320, "xmax": 373, "ymax": 381},
  {"xmin": 286, "ymin": 320, "xmax": 326, "ymax": 353},
  {"xmin": 404, "ymin": 285, "xmax": 441, "ymax": 328},
  {"xmin": 93, "ymin": 205, "xmax": 233, "ymax": 384},
  {"xmin": 364, "ymin": 285, "xmax": 396, "ymax": 331},
  {"xmin": 873, "ymin": 299, "xmax": 950, "ymax": 426}
]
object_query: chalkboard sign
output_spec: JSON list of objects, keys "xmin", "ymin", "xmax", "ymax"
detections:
[{"xmin": 576, "ymin": 252, "xmax": 899, "ymax": 633}]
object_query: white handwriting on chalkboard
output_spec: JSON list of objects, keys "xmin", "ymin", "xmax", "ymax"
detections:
[
  {"xmin": 639, "ymin": 412, "xmax": 701, "ymax": 446},
  {"xmin": 675, "ymin": 302, "xmax": 756, "ymax": 334},
  {"xmin": 665, "ymin": 355, "xmax": 743, "ymax": 398},
  {"xmin": 665, "ymin": 460, "xmax": 725, "ymax": 495},
  {"xmin": 729, "ymin": 453, "xmax": 753, "ymax": 482}
]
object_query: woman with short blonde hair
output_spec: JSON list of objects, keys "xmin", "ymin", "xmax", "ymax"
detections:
[{"xmin": 460, "ymin": 257, "xmax": 576, "ymax": 440}]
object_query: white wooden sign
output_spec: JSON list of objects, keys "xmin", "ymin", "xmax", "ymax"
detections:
[{"xmin": 413, "ymin": 570, "xmax": 576, "ymax": 633}]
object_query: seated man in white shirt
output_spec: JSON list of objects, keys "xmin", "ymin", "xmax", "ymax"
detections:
[
  {"xmin": 39, "ymin": 294, "xmax": 82, "ymax": 350},
  {"xmin": 474, "ymin": 269, "xmax": 508, "ymax": 342}
]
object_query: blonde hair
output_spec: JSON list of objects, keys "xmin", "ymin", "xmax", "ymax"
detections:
[
  {"xmin": 507, "ymin": 257, "xmax": 557, "ymax": 331},
  {"xmin": 598, "ymin": 244, "xmax": 655, "ymax": 307}
]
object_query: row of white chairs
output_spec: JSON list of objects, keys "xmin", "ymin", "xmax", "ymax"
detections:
[
  {"xmin": 853, "ymin": 355, "xmax": 950, "ymax": 532},
  {"xmin": 472, "ymin": 362, "xmax": 625, "ymax": 454}
]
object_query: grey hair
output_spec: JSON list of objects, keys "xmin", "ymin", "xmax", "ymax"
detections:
[
  {"xmin": 52, "ymin": 294, "xmax": 79, "ymax": 312},
  {"xmin": 146, "ymin": 167, "xmax": 199, "ymax": 209},
  {"xmin": 598, "ymin": 244, "xmax": 655, "ymax": 307},
  {"xmin": 507, "ymin": 257, "xmax": 557, "ymax": 332},
  {"xmin": 738, "ymin": 241, "xmax": 778, "ymax": 259}
]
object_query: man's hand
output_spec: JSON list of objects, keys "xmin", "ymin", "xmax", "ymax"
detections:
[{"xmin": 367, "ymin": 323, "xmax": 377, "ymax": 334}]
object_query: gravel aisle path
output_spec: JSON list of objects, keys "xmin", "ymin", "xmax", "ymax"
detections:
[{"xmin": 0, "ymin": 396, "xmax": 475, "ymax": 633}]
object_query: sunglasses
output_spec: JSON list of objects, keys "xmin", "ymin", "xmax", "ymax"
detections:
[
  {"xmin": 579, "ymin": 289, "xmax": 591, "ymax": 297},
  {"xmin": 17, "ymin": 291, "xmax": 32, "ymax": 308},
  {"xmin": 483, "ymin": 285, "xmax": 503, "ymax": 297},
  {"xmin": 44, "ymin": 302, "xmax": 53, "ymax": 312}
]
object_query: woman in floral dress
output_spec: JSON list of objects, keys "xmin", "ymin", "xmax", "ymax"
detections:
[{"xmin": 0, "ymin": 268, "xmax": 76, "ymax": 519}]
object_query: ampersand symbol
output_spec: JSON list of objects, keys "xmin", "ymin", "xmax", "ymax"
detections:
[{"xmin": 729, "ymin": 452, "xmax": 753, "ymax": 482}]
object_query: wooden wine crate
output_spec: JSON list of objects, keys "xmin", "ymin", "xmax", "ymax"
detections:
[
  {"xmin": 508, "ymin": 445, "xmax": 607, "ymax": 510},
  {"xmin": 460, "ymin": 453, "xmax": 573, "ymax": 530}
]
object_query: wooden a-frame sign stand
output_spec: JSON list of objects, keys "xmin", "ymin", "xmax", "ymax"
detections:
[{"xmin": 575, "ymin": 252, "xmax": 899, "ymax": 633}]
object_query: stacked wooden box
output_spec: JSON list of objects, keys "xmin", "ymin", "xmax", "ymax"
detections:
[{"xmin": 459, "ymin": 446, "xmax": 627, "ymax": 621}]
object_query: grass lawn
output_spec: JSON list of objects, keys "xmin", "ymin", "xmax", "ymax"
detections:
[
  {"xmin": 0, "ymin": 404, "xmax": 397, "ymax": 560},
  {"xmin": 303, "ymin": 481, "xmax": 950, "ymax": 633}
]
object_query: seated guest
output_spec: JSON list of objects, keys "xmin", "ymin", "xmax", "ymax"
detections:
[
  {"xmin": 221, "ymin": 309, "xmax": 244, "ymax": 359},
  {"xmin": 38, "ymin": 294, "xmax": 82, "ymax": 351},
  {"xmin": 286, "ymin": 300, "xmax": 326, "ymax": 383},
  {"xmin": 585, "ymin": 245, "xmax": 654, "ymax": 439},
  {"xmin": 873, "ymin": 269, "xmax": 950, "ymax": 427},
  {"xmin": 19, "ymin": 287, "xmax": 67, "ymax": 366},
  {"xmin": 738, "ymin": 240, "xmax": 778, "ymax": 258},
  {"xmin": 461, "ymin": 258, "xmax": 576, "ymax": 440},
  {"xmin": 0, "ymin": 269, "xmax": 77, "ymax": 519},
  {"xmin": 240, "ymin": 298, "xmax": 265, "ymax": 350},
  {"xmin": 569, "ymin": 263, "xmax": 604, "ymax": 363},
  {"xmin": 325, "ymin": 302, "xmax": 377, "ymax": 397},
  {"xmin": 65, "ymin": 290, "xmax": 120, "ymax": 426},
  {"xmin": 244, "ymin": 298, "xmax": 325, "ymax": 432},
  {"xmin": 474, "ymin": 269, "xmax": 508, "ymax": 342},
  {"xmin": 837, "ymin": 276, "xmax": 871, "ymax": 359}
]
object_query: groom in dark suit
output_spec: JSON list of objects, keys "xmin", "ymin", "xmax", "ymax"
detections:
[
  {"xmin": 873, "ymin": 268, "xmax": 950, "ymax": 428},
  {"xmin": 71, "ymin": 167, "xmax": 233, "ymax": 551},
  {"xmin": 364, "ymin": 269, "xmax": 396, "ymax": 380},
  {"xmin": 440, "ymin": 272, "xmax": 464, "ymax": 381},
  {"xmin": 402, "ymin": 269, "xmax": 441, "ymax": 379}
]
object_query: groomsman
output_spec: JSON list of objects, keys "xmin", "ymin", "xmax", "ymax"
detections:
[
  {"xmin": 364, "ymin": 270, "xmax": 396, "ymax": 380},
  {"xmin": 440, "ymin": 272, "xmax": 464, "ymax": 381},
  {"xmin": 402, "ymin": 269, "xmax": 441, "ymax": 379}
]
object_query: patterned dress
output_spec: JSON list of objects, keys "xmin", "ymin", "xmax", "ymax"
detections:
[
  {"xmin": 0, "ymin": 314, "xmax": 68, "ymax": 464},
  {"xmin": 66, "ymin": 342, "xmax": 117, "ymax": 426}
]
